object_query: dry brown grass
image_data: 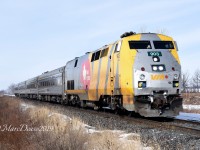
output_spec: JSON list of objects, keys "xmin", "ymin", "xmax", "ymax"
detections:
[
  {"xmin": 0, "ymin": 97, "xmax": 33, "ymax": 149},
  {"xmin": 182, "ymin": 93, "xmax": 200, "ymax": 114},
  {"xmin": 182, "ymin": 93, "xmax": 200, "ymax": 105},
  {"xmin": 0, "ymin": 96, "xmax": 149, "ymax": 150},
  {"xmin": 0, "ymin": 96, "xmax": 89, "ymax": 150},
  {"xmin": 183, "ymin": 109, "xmax": 200, "ymax": 114},
  {"xmin": 87, "ymin": 130, "xmax": 145, "ymax": 150}
]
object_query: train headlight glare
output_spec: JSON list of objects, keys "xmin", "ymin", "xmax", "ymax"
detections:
[
  {"xmin": 138, "ymin": 81, "xmax": 146, "ymax": 88},
  {"xmin": 173, "ymin": 81, "xmax": 179, "ymax": 87},
  {"xmin": 174, "ymin": 74, "xmax": 179, "ymax": 80},
  {"xmin": 154, "ymin": 57, "xmax": 158, "ymax": 61},
  {"xmin": 140, "ymin": 74, "xmax": 145, "ymax": 80},
  {"xmin": 153, "ymin": 66, "xmax": 158, "ymax": 71},
  {"xmin": 175, "ymin": 83, "xmax": 179, "ymax": 87},
  {"xmin": 152, "ymin": 56, "xmax": 160, "ymax": 62},
  {"xmin": 138, "ymin": 82, "xmax": 143, "ymax": 88},
  {"xmin": 159, "ymin": 66, "xmax": 164, "ymax": 71}
]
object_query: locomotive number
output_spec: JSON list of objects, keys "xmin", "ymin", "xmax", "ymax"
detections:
[{"xmin": 148, "ymin": 51, "xmax": 162, "ymax": 56}]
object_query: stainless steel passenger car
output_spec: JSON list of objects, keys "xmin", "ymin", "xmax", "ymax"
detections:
[{"xmin": 37, "ymin": 66, "xmax": 65, "ymax": 102}]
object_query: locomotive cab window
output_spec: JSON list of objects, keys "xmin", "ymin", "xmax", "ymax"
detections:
[
  {"xmin": 114, "ymin": 43, "xmax": 118, "ymax": 52},
  {"xmin": 115, "ymin": 41, "xmax": 122, "ymax": 52},
  {"xmin": 129, "ymin": 41, "xmax": 152, "ymax": 49},
  {"xmin": 153, "ymin": 41, "xmax": 174, "ymax": 49}
]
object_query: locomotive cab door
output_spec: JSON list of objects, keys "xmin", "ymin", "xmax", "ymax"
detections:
[
  {"xmin": 110, "ymin": 46, "xmax": 115, "ymax": 94},
  {"xmin": 110, "ymin": 41, "xmax": 121, "ymax": 95}
]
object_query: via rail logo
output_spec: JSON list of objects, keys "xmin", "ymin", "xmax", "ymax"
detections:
[{"xmin": 81, "ymin": 60, "xmax": 91, "ymax": 89}]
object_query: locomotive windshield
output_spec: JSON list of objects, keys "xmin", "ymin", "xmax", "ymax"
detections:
[
  {"xmin": 129, "ymin": 41, "xmax": 151, "ymax": 49},
  {"xmin": 153, "ymin": 41, "xmax": 174, "ymax": 49}
]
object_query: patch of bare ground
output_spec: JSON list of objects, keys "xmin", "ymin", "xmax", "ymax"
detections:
[
  {"xmin": 182, "ymin": 93, "xmax": 200, "ymax": 114},
  {"xmin": 182, "ymin": 93, "xmax": 200, "ymax": 105},
  {"xmin": 183, "ymin": 109, "xmax": 200, "ymax": 114},
  {"xmin": 0, "ymin": 96, "xmax": 148, "ymax": 150}
]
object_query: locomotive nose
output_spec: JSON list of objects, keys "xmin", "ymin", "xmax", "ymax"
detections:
[{"xmin": 134, "ymin": 69, "xmax": 180, "ymax": 96}]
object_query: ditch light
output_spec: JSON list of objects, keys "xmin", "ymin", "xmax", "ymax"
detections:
[{"xmin": 138, "ymin": 81, "xmax": 146, "ymax": 88}]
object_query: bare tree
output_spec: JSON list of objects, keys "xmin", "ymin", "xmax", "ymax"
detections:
[
  {"xmin": 139, "ymin": 26, "xmax": 147, "ymax": 33},
  {"xmin": 191, "ymin": 69, "xmax": 200, "ymax": 88},
  {"xmin": 155, "ymin": 28, "xmax": 169, "ymax": 35},
  {"xmin": 7, "ymin": 83, "xmax": 16, "ymax": 95},
  {"xmin": 0, "ymin": 90, "xmax": 5, "ymax": 96},
  {"xmin": 182, "ymin": 71, "xmax": 190, "ymax": 92}
]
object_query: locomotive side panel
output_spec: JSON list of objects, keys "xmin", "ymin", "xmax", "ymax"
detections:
[
  {"xmin": 119, "ymin": 34, "xmax": 141, "ymax": 111},
  {"xmin": 89, "ymin": 50, "xmax": 100, "ymax": 100},
  {"xmin": 65, "ymin": 55, "xmax": 90, "ymax": 100}
]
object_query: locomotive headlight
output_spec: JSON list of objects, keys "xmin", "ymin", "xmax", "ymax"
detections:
[
  {"xmin": 173, "ymin": 81, "xmax": 179, "ymax": 87},
  {"xmin": 174, "ymin": 74, "xmax": 179, "ymax": 80},
  {"xmin": 153, "ymin": 66, "xmax": 158, "ymax": 71},
  {"xmin": 152, "ymin": 65, "xmax": 166, "ymax": 72},
  {"xmin": 140, "ymin": 74, "xmax": 145, "ymax": 80},
  {"xmin": 138, "ymin": 82, "xmax": 143, "ymax": 88},
  {"xmin": 159, "ymin": 66, "xmax": 164, "ymax": 71},
  {"xmin": 175, "ymin": 83, "xmax": 179, "ymax": 87},
  {"xmin": 152, "ymin": 56, "xmax": 160, "ymax": 62},
  {"xmin": 153, "ymin": 57, "xmax": 158, "ymax": 62},
  {"xmin": 138, "ymin": 81, "xmax": 146, "ymax": 88}
]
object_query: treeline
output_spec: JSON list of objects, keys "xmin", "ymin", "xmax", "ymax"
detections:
[
  {"xmin": 182, "ymin": 69, "xmax": 200, "ymax": 92},
  {"xmin": 0, "ymin": 84, "xmax": 15, "ymax": 95},
  {"xmin": 0, "ymin": 90, "xmax": 5, "ymax": 95}
]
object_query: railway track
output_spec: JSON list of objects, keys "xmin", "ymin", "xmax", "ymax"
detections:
[
  {"xmin": 9, "ymin": 96, "xmax": 200, "ymax": 137},
  {"xmin": 86, "ymin": 109, "xmax": 200, "ymax": 137}
]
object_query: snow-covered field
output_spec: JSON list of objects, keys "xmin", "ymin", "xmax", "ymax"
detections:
[
  {"xmin": 18, "ymin": 99, "xmax": 200, "ymax": 123},
  {"xmin": 175, "ymin": 112, "xmax": 200, "ymax": 122},
  {"xmin": 183, "ymin": 104, "xmax": 200, "ymax": 110},
  {"xmin": 19, "ymin": 102, "xmax": 152, "ymax": 150},
  {"xmin": 3, "ymin": 94, "xmax": 15, "ymax": 97}
]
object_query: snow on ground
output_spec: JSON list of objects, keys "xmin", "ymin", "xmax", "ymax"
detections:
[
  {"xmin": 18, "ymin": 100, "xmax": 199, "ymax": 149},
  {"xmin": 20, "ymin": 103, "xmax": 35, "ymax": 111},
  {"xmin": 19, "ymin": 101, "xmax": 150, "ymax": 149},
  {"xmin": 175, "ymin": 112, "xmax": 200, "ymax": 122},
  {"xmin": 3, "ymin": 94, "xmax": 15, "ymax": 97},
  {"xmin": 183, "ymin": 104, "xmax": 200, "ymax": 110},
  {"xmin": 19, "ymin": 101, "xmax": 200, "ymax": 123},
  {"xmin": 47, "ymin": 112, "xmax": 152, "ymax": 149},
  {"xmin": 48, "ymin": 112, "xmax": 72, "ymax": 121}
]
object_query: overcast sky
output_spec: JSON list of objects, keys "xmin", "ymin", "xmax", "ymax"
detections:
[{"xmin": 0, "ymin": 0, "xmax": 200, "ymax": 90}]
